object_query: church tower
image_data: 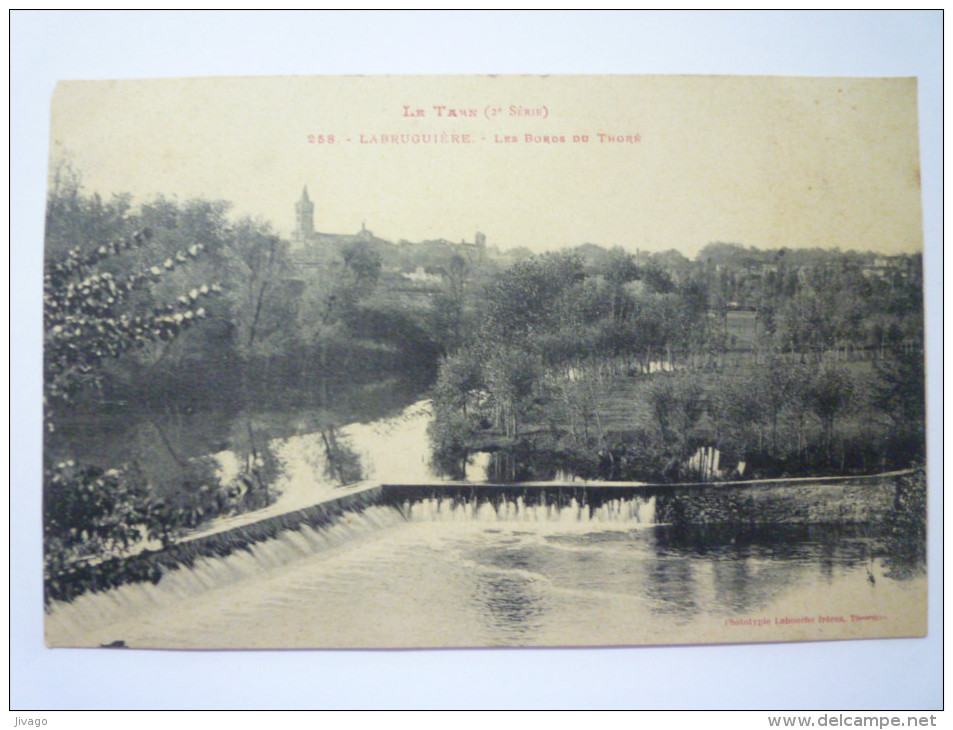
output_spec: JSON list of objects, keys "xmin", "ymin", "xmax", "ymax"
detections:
[{"xmin": 293, "ymin": 186, "xmax": 314, "ymax": 244}]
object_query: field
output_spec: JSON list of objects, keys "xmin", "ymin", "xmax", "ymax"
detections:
[{"xmin": 725, "ymin": 309, "xmax": 759, "ymax": 350}]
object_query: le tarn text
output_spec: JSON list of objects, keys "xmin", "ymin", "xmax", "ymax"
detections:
[
  {"xmin": 403, "ymin": 104, "xmax": 547, "ymax": 119},
  {"xmin": 305, "ymin": 104, "xmax": 641, "ymax": 146}
]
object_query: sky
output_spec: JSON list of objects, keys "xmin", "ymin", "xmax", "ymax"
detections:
[{"xmin": 50, "ymin": 74, "xmax": 923, "ymax": 258}]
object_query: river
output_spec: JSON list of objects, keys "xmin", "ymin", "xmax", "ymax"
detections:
[
  {"xmin": 50, "ymin": 372, "xmax": 452, "ymax": 514},
  {"xmin": 46, "ymin": 503, "xmax": 924, "ymax": 648},
  {"xmin": 44, "ymin": 374, "xmax": 926, "ymax": 649}
]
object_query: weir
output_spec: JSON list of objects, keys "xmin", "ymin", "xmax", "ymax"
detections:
[
  {"xmin": 396, "ymin": 491, "xmax": 655, "ymax": 525},
  {"xmin": 159, "ymin": 468, "xmax": 909, "ymax": 565},
  {"xmin": 45, "ymin": 470, "xmax": 912, "ymax": 646},
  {"xmin": 45, "ymin": 482, "xmax": 657, "ymax": 644}
]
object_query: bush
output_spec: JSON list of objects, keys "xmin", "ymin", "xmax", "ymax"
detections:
[{"xmin": 878, "ymin": 466, "xmax": 927, "ymax": 578}]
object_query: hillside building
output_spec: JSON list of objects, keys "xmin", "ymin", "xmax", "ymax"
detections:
[{"xmin": 289, "ymin": 186, "xmax": 487, "ymax": 270}]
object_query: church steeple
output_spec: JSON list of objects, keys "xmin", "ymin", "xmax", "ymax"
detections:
[{"xmin": 293, "ymin": 185, "xmax": 314, "ymax": 244}]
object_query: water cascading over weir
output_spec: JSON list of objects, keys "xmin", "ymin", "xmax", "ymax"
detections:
[
  {"xmin": 45, "ymin": 470, "xmax": 907, "ymax": 647},
  {"xmin": 44, "ymin": 483, "xmax": 658, "ymax": 645}
]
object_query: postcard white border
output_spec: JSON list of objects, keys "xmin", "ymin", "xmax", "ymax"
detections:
[{"xmin": 10, "ymin": 10, "xmax": 943, "ymax": 710}]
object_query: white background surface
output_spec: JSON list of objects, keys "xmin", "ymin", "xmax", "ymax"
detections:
[{"xmin": 10, "ymin": 10, "xmax": 942, "ymax": 710}]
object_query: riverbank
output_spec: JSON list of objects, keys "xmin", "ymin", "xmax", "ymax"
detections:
[
  {"xmin": 653, "ymin": 472, "xmax": 906, "ymax": 526},
  {"xmin": 430, "ymin": 357, "xmax": 925, "ymax": 485}
]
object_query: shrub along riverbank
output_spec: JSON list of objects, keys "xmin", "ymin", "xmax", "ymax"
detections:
[
  {"xmin": 430, "ymin": 355, "xmax": 924, "ymax": 485},
  {"xmin": 426, "ymin": 249, "xmax": 924, "ymax": 484}
]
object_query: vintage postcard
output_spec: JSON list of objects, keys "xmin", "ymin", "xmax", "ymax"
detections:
[{"xmin": 42, "ymin": 75, "xmax": 926, "ymax": 649}]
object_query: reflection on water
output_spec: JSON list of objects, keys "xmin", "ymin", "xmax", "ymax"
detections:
[
  {"xmin": 46, "ymin": 502, "xmax": 924, "ymax": 649},
  {"xmin": 50, "ymin": 374, "xmax": 452, "ymax": 519},
  {"xmin": 51, "ymin": 374, "xmax": 434, "ymax": 484},
  {"xmin": 649, "ymin": 524, "xmax": 876, "ymax": 618},
  {"xmin": 477, "ymin": 564, "xmax": 546, "ymax": 642},
  {"xmin": 647, "ymin": 550, "xmax": 699, "ymax": 620}
]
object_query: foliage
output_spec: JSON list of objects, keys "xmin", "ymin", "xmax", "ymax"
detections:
[
  {"xmin": 429, "ymin": 237, "xmax": 926, "ymax": 483},
  {"xmin": 483, "ymin": 346, "xmax": 545, "ymax": 439},
  {"xmin": 644, "ymin": 373, "xmax": 707, "ymax": 475},
  {"xmin": 551, "ymin": 368, "xmax": 606, "ymax": 450},
  {"xmin": 45, "ymin": 161, "xmax": 133, "ymax": 260},
  {"xmin": 44, "ymin": 461, "xmax": 151, "ymax": 572},
  {"xmin": 481, "ymin": 252, "xmax": 586, "ymax": 342},
  {"xmin": 806, "ymin": 363, "xmax": 856, "ymax": 460},
  {"xmin": 873, "ymin": 348, "xmax": 925, "ymax": 426},
  {"xmin": 432, "ymin": 351, "xmax": 483, "ymax": 414},
  {"xmin": 219, "ymin": 219, "xmax": 298, "ymax": 358},
  {"xmin": 44, "ymin": 228, "xmax": 217, "ymax": 403},
  {"xmin": 427, "ymin": 407, "xmax": 480, "ymax": 480},
  {"xmin": 641, "ymin": 262, "xmax": 675, "ymax": 294},
  {"xmin": 877, "ymin": 466, "xmax": 927, "ymax": 578},
  {"xmin": 143, "ymin": 457, "xmax": 246, "ymax": 548},
  {"xmin": 341, "ymin": 241, "xmax": 382, "ymax": 290},
  {"xmin": 42, "ymin": 178, "xmax": 237, "ymax": 601}
]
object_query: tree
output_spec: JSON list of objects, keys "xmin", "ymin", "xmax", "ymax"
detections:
[
  {"xmin": 481, "ymin": 252, "xmax": 587, "ymax": 342},
  {"xmin": 773, "ymin": 290, "xmax": 835, "ymax": 357},
  {"xmin": 43, "ymin": 185, "xmax": 225, "ymax": 602},
  {"xmin": 341, "ymin": 241, "xmax": 382, "ymax": 291},
  {"xmin": 218, "ymin": 219, "xmax": 296, "ymax": 360},
  {"xmin": 429, "ymin": 254, "xmax": 471, "ymax": 354},
  {"xmin": 44, "ymin": 228, "xmax": 217, "ymax": 404},
  {"xmin": 427, "ymin": 406, "xmax": 479, "ymax": 480},
  {"xmin": 433, "ymin": 350, "xmax": 483, "ymax": 415},
  {"xmin": 45, "ymin": 159, "xmax": 134, "ymax": 261},
  {"xmin": 641, "ymin": 262, "xmax": 675, "ymax": 294},
  {"xmin": 552, "ymin": 366, "xmax": 606, "ymax": 449},
  {"xmin": 647, "ymin": 374, "xmax": 705, "ymax": 444},
  {"xmin": 672, "ymin": 278, "xmax": 713, "ymax": 368},
  {"xmin": 873, "ymin": 348, "xmax": 925, "ymax": 427},
  {"xmin": 319, "ymin": 427, "xmax": 364, "ymax": 485},
  {"xmin": 290, "ymin": 240, "xmax": 390, "ymax": 379},
  {"xmin": 601, "ymin": 247, "xmax": 640, "ymax": 321},
  {"xmin": 872, "ymin": 348, "xmax": 926, "ymax": 465},
  {"xmin": 44, "ymin": 462, "xmax": 150, "ymax": 583},
  {"xmin": 759, "ymin": 355, "xmax": 808, "ymax": 453},
  {"xmin": 806, "ymin": 363, "xmax": 855, "ymax": 465},
  {"xmin": 483, "ymin": 346, "xmax": 543, "ymax": 439}
]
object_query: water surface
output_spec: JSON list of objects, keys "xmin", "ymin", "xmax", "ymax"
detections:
[{"xmin": 47, "ymin": 500, "xmax": 923, "ymax": 649}]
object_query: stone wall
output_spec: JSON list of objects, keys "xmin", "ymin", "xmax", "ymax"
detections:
[{"xmin": 654, "ymin": 476, "xmax": 899, "ymax": 526}]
